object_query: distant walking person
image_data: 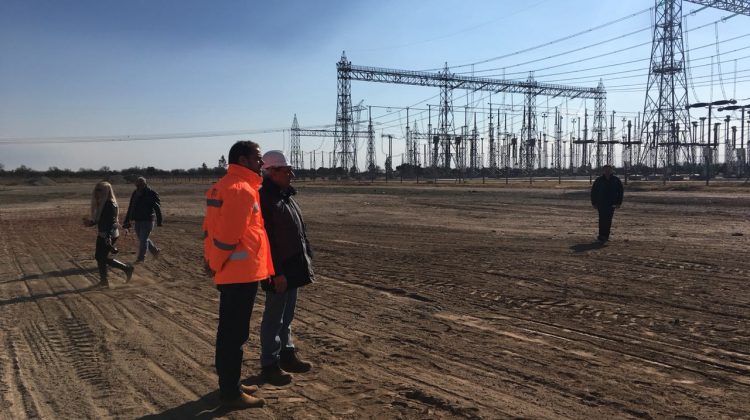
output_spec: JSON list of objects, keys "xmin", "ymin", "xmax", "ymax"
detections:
[
  {"xmin": 258, "ymin": 151, "xmax": 314, "ymax": 386},
  {"xmin": 123, "ymin": 177, "xmax": 162, "ymax": 262},
  {"xmin": 590, "ymin": 164, "xmax": 624, "ymax": 243},
  {"xmin": 83, "ymin": 182, "xmax": 134, "ymax": 286},
  {"xmin": 203, "ymin": 141, "xmax": 274, "ymax": 409}
]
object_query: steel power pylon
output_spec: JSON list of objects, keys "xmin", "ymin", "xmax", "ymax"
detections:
[
  {"xmin": 519, "ymin": 73, "xmax": 538, "ymax": 175},
  {"xmin": 291, "ymin": 115, "xmax": 370, "ymax": 174},
  {"xmin": 335, "ymin": 52, "xmax": 606, "ymax": 171},
  {"xmin": 641, "ymin": 0, "xmax": 750, "ymax": 168},
  {"xmin": 366, "ymin": 107, "xmax": 376, "ymax": 173},
  {"xmin": 290, "ymin": 115, "xmax": 303, "ymax": 169},
  {"xmin": 438, "ymin": 63, "xmax": 455, "ymax": 169},
  {"xmin": 488, "ymin": 102, "xmax": 497, "ymax": 172},
  {"xmin": 470, "ymin": 114, "xmax": 480, "ymax": 171},
  {"xmin": 335, "ymin": 52, "xmax": 355, "ymax": 172},
  {"xmin": 351, "ymin": 100, "xmax": 366, "ymax": 173}
]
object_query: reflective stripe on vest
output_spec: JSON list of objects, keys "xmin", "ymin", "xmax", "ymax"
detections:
[
  {"xmin": 206, "ymin": 199, "xmax": 223, "ymax": 207},
  {"xmin": 229, "ymin": 250, "xmax": 248, "ymax": 261},
  {"xmin": 213, "ymin": 238, "xmax": 238, "ymax": 251}
]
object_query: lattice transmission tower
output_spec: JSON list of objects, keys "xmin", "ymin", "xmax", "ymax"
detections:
[
  {"xmin": 366, "ymin": 107, "xmax": 376, "ymax": 172},
  {"xmin": 641, "ymin": 0, "xmax": 750, "ymax": 167},
  {"xmin": 335, "ymin": 52, "xmax": 355, "ymax": 171},
  {"xmin": 290, "ymin": 115, "xmax": 303, "ymax": 169}
]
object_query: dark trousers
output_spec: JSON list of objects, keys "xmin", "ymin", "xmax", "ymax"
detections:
[
  {"xmin": 597, "ymin": 206, "xmax": 615, "ymax": 240},
  {"xmin": 215, "ymin": 281, "xmax": 259, "ymax": 400},
  {"xmin": 95, "ymin": 236, "xmax": 127, "ymax": 282}
]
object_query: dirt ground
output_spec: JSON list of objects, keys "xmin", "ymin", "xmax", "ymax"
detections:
[{"xmin": 0, "ymin": 179, "xmax": 748, "ymax": 419}]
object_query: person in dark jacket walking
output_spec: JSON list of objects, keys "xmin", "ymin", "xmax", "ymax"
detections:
[
  {"xmin": 258, "ymin": 150, "xmax": 314, "ymax": 386},
  {"xmin": 122, "ymin": 177, "xmax": 163, "ymax": 262},
  {"xmin": 83, "ymin": 181, "xmax": 134, "ymax": 286},
  {"xmin": 590, "ymin": 164, "xmax": 624, "ymax": 243}
]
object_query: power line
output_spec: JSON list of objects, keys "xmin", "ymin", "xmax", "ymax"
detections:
[
  {"xmin": 421, "ymin": 6, "xmax": 654, "ymax": 72},
  {"xmin": 458, "ymin": 26, "xmax": 652, "ymax": 74},
  {"xmin": 538, "ymin": 50, "xmax": 750, "ymax": 85},
  {"xmin": 487, "ymin": 34, "xmax": 750, "ymax": 82},
  {"xmin": 0, "ymin": 125, "xmax": 330, "ymax": 145},
  {"xmin": 470, "ymin": 13, "xmax": 740, "ymax": 78}
]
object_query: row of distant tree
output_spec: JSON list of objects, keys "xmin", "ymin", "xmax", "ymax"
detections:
[
  {"xmin": 0, "ymin": 156, "xmax": 229, "ymax": 179},
  {"xmin": 0, "ymin": 158, "xmax": 743, "ymax": 181}
]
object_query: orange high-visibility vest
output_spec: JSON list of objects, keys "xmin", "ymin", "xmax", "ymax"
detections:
[{"xmin": 203, "ymin": 164, "xmax": 274, "ymax": 284}]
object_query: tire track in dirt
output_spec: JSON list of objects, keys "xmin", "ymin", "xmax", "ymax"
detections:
[
  {"xmin": 313, "ymin": 277, "xmax": 667, "ymax": 418},
  {"xmin": 313, "ymin": 210, "xmax": 749, "ymax": 418},
  {"xmin": 26, "ymin": 235, "xmax": 148, "ymax": 417},
  {"xmin": 26, "ymin": 215, "xmax": 222, "ymax": 416},
  {"xmin": 4, "ymin": 332, "xmax": 48, "ymax": 419},
  {"xmin": 4, "ymin": 183, "xmax": 749, "ymax": 418},
  {"xmin": 321, "ymin": 230, "xmax": 750, "ymax": 374},
  {"xmin": 297, "ymin": 281, "xmax": 524, "ymax": 417},
  {"xmin": 375, "ymin": 256, "xmax": 750, "ymax": 385},
  {"xmin": 3, "ymin": 215, "xmax": 160, "ymax": 418}
]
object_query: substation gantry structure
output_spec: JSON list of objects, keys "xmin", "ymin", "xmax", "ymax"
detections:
[
  {"xmin": 330, "ymin": 52, "xmax": 607, "ymax": 175},
  {"xmin": 641, "ymin": 0, "xmax": 750, "ymax": 170},
  {"xmin": 289, "ymin": 113, "xmax": 371, "ymax": 172}
]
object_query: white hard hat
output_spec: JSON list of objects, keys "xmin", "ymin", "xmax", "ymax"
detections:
[{"xmin": 262, "ymin": 150, "xmax": 291, "ymax": 169}]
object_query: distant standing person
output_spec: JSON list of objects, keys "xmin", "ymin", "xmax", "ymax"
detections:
[
  {"xmin": 83, "ymin": 181, "xmax": 134, "ymax": 286},
  {"xmin": 590, "ymin": 164, "xmax": 624, "ymax": 244},
  {"xmin": 123, "ymin": 177, "xmax": 162, "ymax": 262},
  {"xmin": 203, "ymin": 141, "xmax": 274, "ymax": 409},
  {"xmin": 258, "ymin": 151, "xmax": 314, "ymax": 386}
]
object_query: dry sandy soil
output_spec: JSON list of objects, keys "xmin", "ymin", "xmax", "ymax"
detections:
[{"xmin": 0, "ymin": 179, "xmax": 748, "ymax": 419}]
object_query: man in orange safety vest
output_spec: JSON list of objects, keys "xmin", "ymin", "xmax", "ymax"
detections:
[{"xmin": 203, "ymin": 140, "xmax": 274, "ymax": 410}]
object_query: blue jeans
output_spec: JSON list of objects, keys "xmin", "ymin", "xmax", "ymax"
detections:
[
  {"xmin": 260, "ymin": 287, "xmax": 298, "ymax": 367},
  {"xmin": 134, "ymin": 220, "xmax": 157, "ymax": 260}
]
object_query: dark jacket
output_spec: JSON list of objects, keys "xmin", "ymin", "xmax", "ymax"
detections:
[
  {"xmin": 259, "ymin": 177, "xmax": 314, "ymax": 289},
  {"xmin": 591, "ymin": 174, "xmax": 624, "ymax": 208},
  {"xmin": 124, "ymin": 187, "xmax": 162, "ymax": 225},
  {"xmin": 97, "ymin": 200, "xmax": 118, "ymax": 237}
]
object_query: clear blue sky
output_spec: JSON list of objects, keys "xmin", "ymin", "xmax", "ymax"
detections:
[{"xmin": 1, "ymin": 0, "xmax": 748, "ymax": 170}]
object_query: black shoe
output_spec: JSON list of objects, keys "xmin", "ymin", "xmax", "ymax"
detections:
[
  {"xmin": 261, "ymin": 364, "xmax": 293, "ymax": 386},
  {"xmin": 125, "ymin": 265, "xmax": 134, "ymax": 283},
  {"xmin": 151, "ymin": 247, "xmax": 161, "ymax": 260},
  {"xmin": 280, "ymin": 350, "xmax": 313, "ymax": 373}
]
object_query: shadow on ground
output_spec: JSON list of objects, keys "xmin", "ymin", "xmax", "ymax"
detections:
[
  {"xmin": 569, "ymin": 242, "xmax": 605, "ymax": 253},
  {"xmin": 0, "ymin": 283, "xmax": 102, "ymax": 307},
  {"xmin": 1, "ymin": 267, "xmax": 95, "ymax": 285},
  {"xmin": 138, "ymin": 376, "xmax": 265, "ymax": 419}
]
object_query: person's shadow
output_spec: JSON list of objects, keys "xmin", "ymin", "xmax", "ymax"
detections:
[
  {"xmin": 0, "ymin": 283, "xmax": 102, "ymax": 307},
  {"xmin": 137, "ymin": 376, "xmax": 264, "ymax": 419},
  {"xmin": 2, "ymin": 267, "xmax": 95, "ymax": 285},
  {"xmin": 569, "ymin": 242, "xmax": 605, "ymax": 253}
]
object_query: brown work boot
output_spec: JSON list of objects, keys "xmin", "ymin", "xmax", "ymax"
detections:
[
  {"xmin": 261, "ymin": 364, "xmax": 293, "ymax": 386},
  {"xmin": 240, "ymin": 384, "xmax": 259, "ymax": 394},
  {"xmin": 220, "ymin": 392, "xmax": 265, "ymax": 409},
  {"xmin": 280, "ymin": 350, "xmax": 313, "ymax": 373}
]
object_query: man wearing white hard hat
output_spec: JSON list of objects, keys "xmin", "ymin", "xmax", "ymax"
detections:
[{"xmin": 258, "ymin": 150, "xmax": 315, "ymax": 386}]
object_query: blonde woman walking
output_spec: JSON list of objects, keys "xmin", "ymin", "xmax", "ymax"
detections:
[{"xmin": 83, "ymin": 181, "xmax": 134, "ymax": 286}]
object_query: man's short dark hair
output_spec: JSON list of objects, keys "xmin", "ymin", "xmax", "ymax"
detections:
[{"xmin": 228, "ymin": 141, "xmax": 260, "ymax": 164}]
